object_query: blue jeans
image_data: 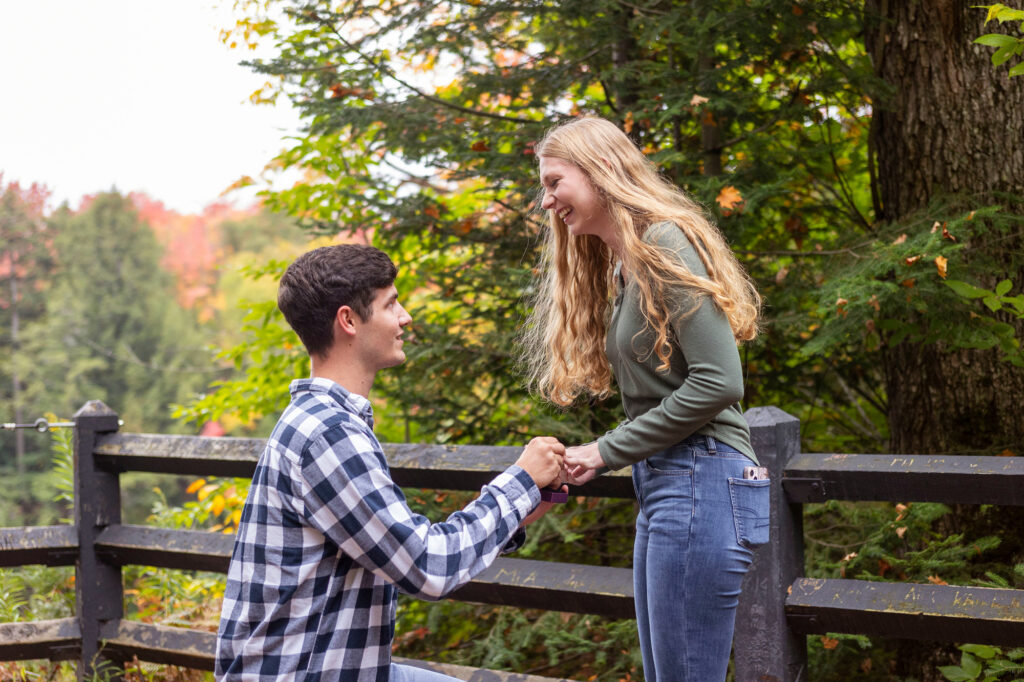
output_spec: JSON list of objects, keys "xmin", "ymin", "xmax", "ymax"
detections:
[
  {"xmin": 390, "ymin": 662, "xmax": 460, "ymax": 682},
  {"xmin": 631, "ymin": 435, "xmax": 770, "ymax": 682}
]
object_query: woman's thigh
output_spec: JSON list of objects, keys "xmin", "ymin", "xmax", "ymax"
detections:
[{"xmin": 633, "ymin": 436, "xmax": 765, "ymax": 681}]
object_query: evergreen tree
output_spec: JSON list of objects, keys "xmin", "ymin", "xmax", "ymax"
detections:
[
  {"xmin": 19, "ymin": 192, "xmax": 210, "ymax": 433},
  {"xmin": 0, "ymin": 180, "xmax": 55, "ymax": 473}
]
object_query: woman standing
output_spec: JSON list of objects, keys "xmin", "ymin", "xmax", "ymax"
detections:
[{"xmin": 522, "ymin": 116, "xmax": 769, "ymax": 681}]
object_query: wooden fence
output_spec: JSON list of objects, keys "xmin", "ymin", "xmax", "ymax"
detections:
[{"xmin": 0, "ymin": 400, "xmax": 1022, "ymax": 681}]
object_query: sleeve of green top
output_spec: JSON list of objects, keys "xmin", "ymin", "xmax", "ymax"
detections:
[{"xmin": 596, "ymin": 239, "xmax": 746, "ymax": 471}]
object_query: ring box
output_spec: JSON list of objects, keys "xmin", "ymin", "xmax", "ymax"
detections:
[{"xmin": 540, "ymin": 488, "xmax": 568, "ymax": 503}]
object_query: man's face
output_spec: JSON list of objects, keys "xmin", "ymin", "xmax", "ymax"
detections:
[{"xmin": 356, "ymin": 284, "xmax": 412, "ymax": 371}]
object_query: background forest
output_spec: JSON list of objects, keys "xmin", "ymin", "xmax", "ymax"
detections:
[{"xmin": 2, "ymin": 1, "xmax": 1023, "ymax": 680}]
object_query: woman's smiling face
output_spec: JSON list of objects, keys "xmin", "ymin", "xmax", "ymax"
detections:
[{"xmin": 539, "ymin": 156, "xmax": 615, "ymax": 243}]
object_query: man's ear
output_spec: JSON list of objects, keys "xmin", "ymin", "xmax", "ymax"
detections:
[{"xmin": 335, "ymin": 305, "xmax": 359, "ymax": 338}]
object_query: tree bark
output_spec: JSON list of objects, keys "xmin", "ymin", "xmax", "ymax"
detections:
[
  {"xmin": 865, "ymin": 0, "xmax": 1024, "ymax": 457},
  {"xmin": 864, "ymin": 2, "xmax": 1024, "ymax": 678}
]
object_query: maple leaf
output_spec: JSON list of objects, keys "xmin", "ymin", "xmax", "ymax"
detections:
[
  {"xmin": 934, "ymin": 255, "xmax": 948, "ymax": 279},
  {"xmin": 690, "ymin": 94, "xmax": 709, "ymax": 106},
  {"xmin": 715, "ymin": 185, "xmax": 744, "ymax": 213}
]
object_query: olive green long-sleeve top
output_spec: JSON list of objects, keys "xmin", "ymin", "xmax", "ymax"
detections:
[{"xmin": 596, "ymin": 222, "xmax": 757, "ymax": 470}]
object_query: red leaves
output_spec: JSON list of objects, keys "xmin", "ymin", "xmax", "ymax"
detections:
[{"xmin": 329, "ymin": 84, "xmax": 375, "ymax": 100}]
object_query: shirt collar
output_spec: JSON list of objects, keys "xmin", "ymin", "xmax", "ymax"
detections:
[{"xmin": 290, "ymin": 377, "xmax": 375, "ymax": 429}]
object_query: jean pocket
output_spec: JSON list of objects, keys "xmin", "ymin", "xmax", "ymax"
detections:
[{"xmin": 728, "ymin": 478, "xmax": 770, "ymax": 549}]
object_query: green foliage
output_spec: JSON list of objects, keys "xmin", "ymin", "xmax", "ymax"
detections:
[
  {"xmin": 16, "ymin": 193, "xmax": 213, "ymax": 435},
  {"xmin": 939, "ymin": 644, "xmax": 1024, "ymax": 681},
  {"xmin": 804, "ymin": 201, "xmax": 1024, "ymax": 383},
  {"xmin": 975, "ymin": 4, "xmax": 1024, "ymax": 77},
  {"xmin": 944, "ymin": 277, "xmax": 1024, "ymax": 365}
]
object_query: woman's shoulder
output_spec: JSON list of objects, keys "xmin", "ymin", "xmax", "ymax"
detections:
[
  {"xmin": 641, "ymin": 220, "xmax": 689, "ymax": 248},
  {"xmin": 640, "ymin": 221, "xmax": 705, "ymax": 274}
]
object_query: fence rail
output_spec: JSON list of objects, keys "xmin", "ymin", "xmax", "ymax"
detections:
[{"xmin": 0, "ymin": 400, "xmax": 1022, "ymax": 680}]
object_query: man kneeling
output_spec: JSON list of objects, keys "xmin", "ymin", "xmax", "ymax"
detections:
[{"xmin": 215, "ymin": 244, "xmax": 565, "ymax": 681}]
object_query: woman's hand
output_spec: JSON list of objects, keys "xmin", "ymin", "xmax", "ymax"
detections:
[{"xmin": 563, "ymin": 442, "xmax": 603, "ymax": 485}]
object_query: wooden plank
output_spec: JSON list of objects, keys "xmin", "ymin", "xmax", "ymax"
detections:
[
  {"xmin": 393, "ymin": 656, "xmax": 570, "ymax": 681},
  {"xmin": 451, "ymin": 557, "xmax": 635, "ymax": 619},
  {"xmin": 786, "ymin": 578, "xmax": 1024, "ymax": 647},
  {"xmin": 0, "ymin": 617, "xmax": 80, "ymax": 662},
  {"xmin": 92, "ymin": 433, "xmax": 635, "ymax": 498},
  {"xmin": 91, "ymin": 524, "xmax": 633, "ymax": 619},
  {"xmin": 95, "ymin": 620, "xmax": 571, "ymax": 678},
  {"xmin": 99, "ymin": 619, "xmax": 216, "ymax": 670},
  {"xmin": 784, "ymin": 453, "xmax": 1024, "ymax": 506},
  {"xmin": 95, "ymin": 525, "xmax": 233, "ymax": 573},
  {"xmin": 0, "ymin": 526, "xmax": 78, "ymax": 567}
]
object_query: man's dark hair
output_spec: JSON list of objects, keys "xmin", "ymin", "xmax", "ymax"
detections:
[{"xmin": 278, "ymin": 244, "xmax": 397, "ymax": 358}]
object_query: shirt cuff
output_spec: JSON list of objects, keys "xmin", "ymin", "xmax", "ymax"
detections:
[{"xmin": 492, "ymin": 465, "xmax": 540, "ymax": 520}]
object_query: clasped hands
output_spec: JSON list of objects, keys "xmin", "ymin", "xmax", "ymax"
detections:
[{"xmin": 515, "ymin": 438, "xmax": 603, "ymax": 526}]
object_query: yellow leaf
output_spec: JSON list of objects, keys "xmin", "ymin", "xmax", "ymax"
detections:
[
  {"xmin": 186, "ymin": 478, "xmax": 206, "ymax": 495},
  {"xmin": 211, "ymin": 494, "xmax": 226, "ymax": 516},
  {"xmin": 715, "ymin": 185, "xmax": 744, "ymax": 212},
  {"xmin": 934, "ymin": 255, "xmax": 948, "ymax": 279},
  {"xmin": 197, "ymin": 483, "xmax": 218, "ymax": 501}
]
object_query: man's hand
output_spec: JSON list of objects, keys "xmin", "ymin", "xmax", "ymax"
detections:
[{"xmin": 515, "ymin": 436, "xmax": 566, "ymax": 490}]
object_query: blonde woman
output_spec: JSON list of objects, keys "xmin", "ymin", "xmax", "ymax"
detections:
[{"xmin": 523, "ymin": 116, "xmax": 769, "ymax": 681}]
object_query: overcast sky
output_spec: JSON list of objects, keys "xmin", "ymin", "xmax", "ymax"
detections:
[{"xmin": 0, "ymin": 1, "xmax": 300, "ymax": 214}]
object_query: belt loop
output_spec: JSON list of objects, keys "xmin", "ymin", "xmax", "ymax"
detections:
[{"xmin": 705, "ymin": 435, "xmax": 717, "ymax": 455}]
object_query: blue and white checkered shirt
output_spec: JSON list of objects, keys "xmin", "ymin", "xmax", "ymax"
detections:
[{"xmin": 215, "ymin": 377, "xmax": 539, "ymax": 681}]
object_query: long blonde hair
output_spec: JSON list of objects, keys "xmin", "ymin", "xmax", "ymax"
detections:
[{"xmin": 521, "ymin": 116, "xmax": 761, "ymax": 406}]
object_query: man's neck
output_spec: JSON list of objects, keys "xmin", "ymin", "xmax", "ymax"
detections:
[{"xmin": 310, "ymin": 353, "xmax": 375, "ymax": 399}]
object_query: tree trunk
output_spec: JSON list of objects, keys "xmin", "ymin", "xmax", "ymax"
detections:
[
  {"xmin": 865, "ymin": 2, "xmax": 1024, "ymax": 678},
  {"xmin": 865, "ymin": 0, "xmax": 1024, "ymax": 457}
]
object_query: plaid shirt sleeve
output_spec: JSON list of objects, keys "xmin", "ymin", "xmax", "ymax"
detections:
[{"xmin": 293, "ymin": 417, "xmax": 539, "ymax": 600}]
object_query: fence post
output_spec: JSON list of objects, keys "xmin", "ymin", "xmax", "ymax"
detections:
[
  {"xmin": 73, "ymin": 400, "xmax": 123, "ymax": 681},
  {"xmin": 734, "ymin": 406, "xmax": 806, "ymax": 682}
]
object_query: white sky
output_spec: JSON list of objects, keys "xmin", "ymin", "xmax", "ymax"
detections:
[{"xmin": 0, "ymin": 1, "xmax": 301, "ymax": 214}]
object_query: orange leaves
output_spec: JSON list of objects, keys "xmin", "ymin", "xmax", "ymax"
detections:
[
  {"xmin": 927, "ymin": 575, "xmax": 949, "ymax": 586},
  {"xmin": 715, "ymin": 185, "xmax": 744, "ymax": 215},
  {"xmin": 471, "ymin": 140, "xmax": 490, "ymax": 152},
  {"xmin": 934, "ymin": 255, "xmax": 948, "ymax": 279},
  {"xmin": 329, "ymin": 84, "xmax": 375, "ymax": 100},
  {"xmin": 424, "ymin": 204, "xmax": 441, "ymax": 219},
  {"xmin": 821, "ymin": 636, "xmax": 839, "ymax": 650}
]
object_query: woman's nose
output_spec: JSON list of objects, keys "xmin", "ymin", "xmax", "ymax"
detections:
[{"xmin": 541, "ymin": 191, "xmax": 554, "ymax": 210}]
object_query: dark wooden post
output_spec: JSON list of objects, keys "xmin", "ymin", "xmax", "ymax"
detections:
[
  {"xmin": 73, "ymin": 401, "xmax": 123, "ymax": 681},
  {"xmin": 734, "ymin": 406, "xmax": 806, "ymax": 682}
]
